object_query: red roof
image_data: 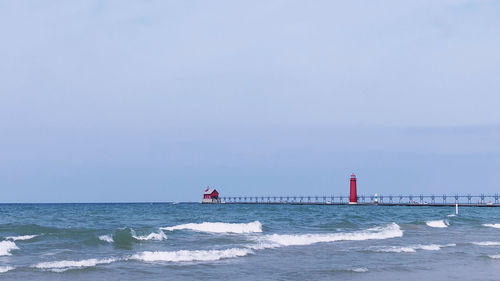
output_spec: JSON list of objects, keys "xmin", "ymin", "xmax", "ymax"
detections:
[{"xmin": 204, "ymin": 188, "xmax": 219, "ymax": 195}]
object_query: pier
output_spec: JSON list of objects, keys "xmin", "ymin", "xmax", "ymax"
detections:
[
  {"xmin": 206, "ymin": 174, "xmax": 500, "ymax": 207},
  {"xmin": 219, "ymin": 194, "xmax": 500, "ymax": 207}
]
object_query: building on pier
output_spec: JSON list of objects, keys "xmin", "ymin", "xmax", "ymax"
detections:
[
  {"xmin": 202, "ymin": 187, "xmax": 220, "ymax": 203},
  {"xmin": 349, "ymin": 174, "xmax": 358, "ymax": 204}
]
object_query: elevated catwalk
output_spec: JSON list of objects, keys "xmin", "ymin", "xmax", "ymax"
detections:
[{"xmin": 218, "ymin": 194, "xmax": 500, "ymax": 207}]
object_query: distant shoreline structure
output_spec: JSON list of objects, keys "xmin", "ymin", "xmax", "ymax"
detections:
[
  {"xmin": 202, "ymin": 174, "xmax": 500, "ymax": 206},
  {"xmin": 216, "ymin": 201, "xmax": 500, "ymax": 207}
]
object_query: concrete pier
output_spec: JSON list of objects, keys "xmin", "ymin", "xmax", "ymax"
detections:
[{"xmin": 218, "ymin": 194, "xmax": 500, "ymax": 207}]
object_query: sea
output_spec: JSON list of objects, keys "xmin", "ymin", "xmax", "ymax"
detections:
[{"xmin": 1, "ymin": 203, "xmax": 500, "ymax": 281}]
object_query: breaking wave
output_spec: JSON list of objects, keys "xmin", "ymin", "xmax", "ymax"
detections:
[
  {"xmin": 132, "ymin": 230, "xmax": 167, "ymax": 241},
  {"xmin": 161, "ymin": 221, "xmax": 262, "ymax": 234},
  {"xmin": 488, "ymin": 254, "xmax": 500, "ymax": 259},
  {"xmin": 112, "ymin": 228, "xmax": 167, "ymax": 248},
  {"xmin": 131, "ymin": 248, "xmax": 253, "ymax": 262},
  {"xmin": 99, "ymin": 235, "xmax": 114, "ymax": 243},
  {"xmin": 253, "ymin": 223, "xmax": 402, "ymax": 248},
  {"xmin": 0, "ymin": 241, "xmax": 19, "ymax": 256},
  {"xmin": 33, "ymin": 258, "xmax": 116, "ymax": 272},
  {"xmin": 5, "ymin": 235, "xmax": 38, "ymax": 241},
  {"xmin": 0, "ymin": 266, "xmax": 14, "ymax": 273},
  {"xmin": 426, "ymin": 220, "xmax": 449, "ymax": 228},
  {"xmin": 483, "ymin": 224, "xmax": 500, "ymax": 229},
  {"xmin": 472, "ymin": 241, "xmax": 500, "ymax": 246},
  {"xmin": 351, "ymin": 267, "xmax": 368, "ymax": 273},
  {"xmin": 374, "ymin": 243, "xmax": 456, "ymax": 253}
]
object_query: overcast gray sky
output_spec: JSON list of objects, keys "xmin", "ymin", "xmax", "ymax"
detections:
[{"xmin": 0, "ymin": 0, "xmax": 499, "ymax": 202}]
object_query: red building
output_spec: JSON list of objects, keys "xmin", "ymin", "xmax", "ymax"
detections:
[
  {"xmin": 202, "ymin": 187, "xmax": 220, "ymax": 203},
  {"xmin": 349, "ymin": 174, "xmax": 357, "ymax": 204}
]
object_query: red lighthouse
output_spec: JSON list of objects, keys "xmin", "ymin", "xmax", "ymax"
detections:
[{"xmin": 349, "ymin": 174, "xmax": 357, "ymax": 204}]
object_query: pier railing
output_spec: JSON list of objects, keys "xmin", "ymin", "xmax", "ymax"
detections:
[{"xmin": 219, "ymin": 194, "xmax": 500, "ymax": 206}]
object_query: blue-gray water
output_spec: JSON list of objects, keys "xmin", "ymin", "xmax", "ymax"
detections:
[{"xmin": 1, "ymin": 203, "xmax": 500, "ymax": 280}]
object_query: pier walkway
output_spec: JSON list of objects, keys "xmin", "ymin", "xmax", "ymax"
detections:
[{"xmin": 218, "ymin": 194, "xmax": 500, "ymax": 207}]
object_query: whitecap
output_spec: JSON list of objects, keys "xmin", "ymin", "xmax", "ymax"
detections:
[
  {"xmin": 161, "ymin": 221, "xmax": 262, "ymax": 234},
  {"xmin": 33, "ymin": 258, "xmax": 116, "ymax": 272},
  {"xmin": 132, "ymin": 230, "xmax": 167, "ymax": 241},
  {"xmin": 0, "ymin": 266, "xmax": 14, "ymax": 273},
  {"xmin": 447, "ymin": 214, "xmax": 456, "ymax": 217},
  {"xmin": 99, "ymin": 235, "xmax": 114, "ymax": 243},
  {"xmin": 5, "ymin": 235, "xmax": 38, "ymax": 241},
  {"xmin": 488, "ymin": 254, "xmax": 500, "ymax": 259},
  {"xmin": 483, "ymin": 224, "xmax": 500, "ymax": 229},
  {"xmin": 472, "ymin": 241, "xmax": 500, "ymax": 246},
  {"xmin": 426, "ymin": 220, "xmax": 449, "ymax": 228},
  {"xmin": 0, "ymin": 241, "xmax": 19, "ymax": 256},
  {"xmin": 374, "ymin": 243, "xmax": 455, "ymax": 253},
  {"xmin": 351, "ymin": 267, "xmax": 368, "ymax": 273},
  {"xmin": 131, "ymin": 248, "xmax": 253, "ymax": 262},
  {"xmin": 252, "ymin": 223, "xmax": 403, "ymax": 248}
]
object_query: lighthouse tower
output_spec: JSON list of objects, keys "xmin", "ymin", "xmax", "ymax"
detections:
[{"xmin": 349, "ymin": 174, "xmax": 357, "ymax": 204}]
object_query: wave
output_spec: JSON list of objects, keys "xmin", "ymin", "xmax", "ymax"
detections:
[
  {"xmin": 489, "ymin": 254, "xmax": 500, "ymax": 259},
  {"xmin": 131, "ymin": 248, "xmax": 253, "ymax": 262},
  {"xmin": 426, "ymin": 220, "xmax": 449, "ymax": 228},
  {"xmin": 252, "ymin": 223, "xmax": 402, "ymax": 248},
  {"xmin": 0, "ymin": 241, "xmax": 19, "ymax": 256},
  {"xmin": 5, "ymin": 235, "xmax": 38, "ymax": 241},
  {"xmin": 351, "ymin": 267, "xmax": 368, "ymax": 273},
  {"xmin": 161, "ymin": 221, "xmax": 262, "ymax": 234},
  {"xmin": 111, "ymin": 228, "xmax": 166, "ymax": 248},
  {"xmin": 99, "ymin": 235, "xmax": 114, "ymax": 243},
  {"xmin": 483, "ymin": 224, "xmax": 500, "ymax": 229},
  {"xmin": 472, "ymin": 241, "xmax": 500, "ymax": 246},
  {"xmin": 132, "ymin": 230, "xmax": 167, "ymax": 241},
  {"xmin": 0, "ymin": 266, "xmax": 14, "ymax": 273},
  {"xmin": 374, "ymin": 243, "xmax": 456, "ymax": 253},
  {"xmin": 33, "ymin": 258, "xmax": 116, "ymax": 272}
]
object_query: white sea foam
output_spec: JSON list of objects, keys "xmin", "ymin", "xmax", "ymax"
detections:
[
  {"xmin": 5, "ymin": 235, "xmax": 38, "ymax": 241},
  {"xmin": 426, "ymin": 220, "xmax": 449, "ymax": 228},
  {"xmin": 131, "ymin": 248, "xmax": 253, "ymax": 262},
  {"xmin": 472, "ymin": 241, "xmax": 500, "ymax": 246},
  {"xmin": 99, "ymin": 235, "xmax": 114, "ymax": 243},
  {"xmin": 447, "ymin": 214, "xmax": 456, "ymax": 217},
  {"xmin": 161, "ymin": 221, "xmax": 262, "ymax": 234},
  {"xmin": 483, "ymin": 224, "xmax": 500, "ymax": 229},
  {"xmin": 375, "ymin": 243, "xmax": 455, "ymax": 253},
  {"xmin": 351, "ymin": 267, "xmax": 368, "ymax": 273},
  {"xmin": 488, "ymin": 254, "xmax": 500, "ymax": 259},
  {"xmin": 0, "ymin": 241, "xmax": 19, "ymax": 256},
  {"xmin": 253, "ymin": 223, "xmax": 403, "ymax": 248},
  {"xmin": 132, "ymin": 230, "xmax": 167, "ymax": 241},
  {"xmin": 0, "ymin": 266, "xmax": 14, "ymax": 273},
  {"xmin": 33, "ymin": 258, "xmax": 116, "ymax": 272}
]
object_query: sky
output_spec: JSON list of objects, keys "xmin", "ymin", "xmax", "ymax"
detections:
[{"xmin": 0, "ymin": 0, "xmax": 499, "ymax": 202}]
